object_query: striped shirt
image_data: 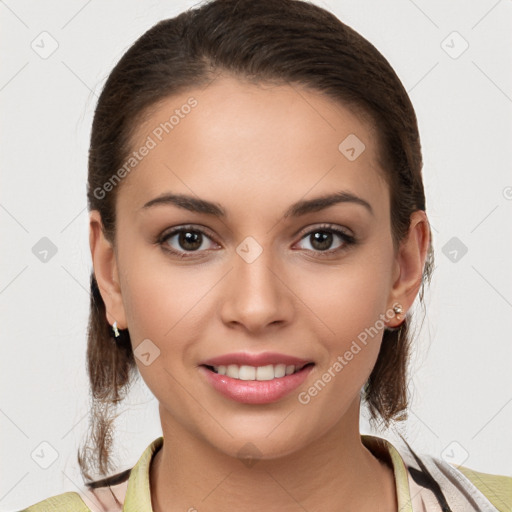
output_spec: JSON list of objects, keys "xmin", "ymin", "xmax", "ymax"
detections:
[{"xmin": 20, "ymin": 435, "xmax": 512, "ymax": 511}]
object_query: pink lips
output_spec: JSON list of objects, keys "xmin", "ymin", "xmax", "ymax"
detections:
[{"xmin": 198, "ymin": 351, "xmax": 314, "ymax": 405}]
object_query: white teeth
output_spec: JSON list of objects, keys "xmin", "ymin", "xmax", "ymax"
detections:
[
  {"xmin": 238, "ymin": 365, "xmax": 256, "ymax": 380},
  {"xmin": 274, "ymin": 364, "xmax": 286, "ymax": 378},
  {"xmin": 211, "ymin": 363, "xmax": 307, "ymax": 380},
  {"xmin": 226, "ymin": 364, "xmax": 239, "ymax": 379},
  {"xmin": 255, "ymin": 365, "xmax": 274, "ymax": 381}
]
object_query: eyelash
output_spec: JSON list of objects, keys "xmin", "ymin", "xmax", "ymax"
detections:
[{"xmin": 156, "ymin": 223, "xmax": 356, "ymax": 259}]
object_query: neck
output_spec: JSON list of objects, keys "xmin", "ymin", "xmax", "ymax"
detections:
[{"xmin": 150, "ymin": 400, "xmax": 397, "ymax": 512}]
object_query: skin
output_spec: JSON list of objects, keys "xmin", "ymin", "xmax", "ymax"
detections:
[{"xmin": 90, "ymin": 75, "xmax": 430, "ymax": 511}]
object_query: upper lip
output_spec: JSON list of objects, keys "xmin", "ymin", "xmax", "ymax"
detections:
[{"xmin": 200, "ymin": 352, "xmax": 313, "ymax": 368}]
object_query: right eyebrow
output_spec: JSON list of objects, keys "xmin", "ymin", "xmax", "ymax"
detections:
[{"xmin": 141, "ymin": 193, "xmax": 226, "ymax": 217}]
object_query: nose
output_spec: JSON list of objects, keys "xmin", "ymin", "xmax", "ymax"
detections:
[{"xmin": 220, "ymin": 243, "xmax": 294, "ymax": 334}]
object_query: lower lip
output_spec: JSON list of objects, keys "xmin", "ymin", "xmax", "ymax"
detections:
[{"xmin": 198, "ymin": 365, "xmax": 314, "ymax": 404}]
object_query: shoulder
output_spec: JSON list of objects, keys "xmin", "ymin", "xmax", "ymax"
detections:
[
  {"xmin": 19, "ymin": 491, "xmax": 90, "ymax": 512},
  {"xmin": 373, "ymin": 434, "xmax": 511, "ymax": 512},
  {"xmin": 19, "ymin": 478, "xmax": 129, "ymax": 512},
  {"xmin": 455, "ymin": 464, "xmax": 512, "ymax": 512},
  {"xmin": 18, "ymin": 439, "xmax": 158, "ymax": 512},
  {"xmin": 406, "ymin": 449, "xmax": 512, "ymax": 511}
]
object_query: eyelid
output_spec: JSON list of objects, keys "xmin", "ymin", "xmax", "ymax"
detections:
[
  {"xmin": 295, "ymin": 222, "xmax": 354, "ymax": 240},
  {"xmin": 159, "ymin": 223, "xmax": 218, "ymax": 241}
]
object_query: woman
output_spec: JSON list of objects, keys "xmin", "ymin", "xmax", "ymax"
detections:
[{"xmin": 20, "ymin": 0, "xmax": 511, "ymax": 510}]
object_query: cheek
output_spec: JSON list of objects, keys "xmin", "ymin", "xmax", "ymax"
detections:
[
  {"xmin": 118, "ymin": 235, "xmax": 200, "ymax": 336},
  {"xmin": 121, "ymin": 229, "xmax": 394, "ymax": 353},
  {"xmin": 292, "ymin": 245, "xmax": 395, "ymax": 402},
  {"xmin": 293, "ymin": 265, "xmax": 390, "ymax": 425},
  {"xmin": 118, "ymin": 259, "xmax": 203, "ymax": 408},
  {"xmin": 296, "ymin": 254, "xmax": 393, "ymax": 341},
  {"xmin": 118, "ymin": 246, "xmax": 227, "ymax": 394}
]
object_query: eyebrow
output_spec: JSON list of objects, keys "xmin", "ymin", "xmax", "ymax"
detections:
[{"xmin": 141, "ymin": 191, "xmax": 373, "ymax": 217}]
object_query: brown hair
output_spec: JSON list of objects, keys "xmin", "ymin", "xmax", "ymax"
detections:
[{"xmin": 78, "ymin": 0, "xmax": 434, "ymax": 486}]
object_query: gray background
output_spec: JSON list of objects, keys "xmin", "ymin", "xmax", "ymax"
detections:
[{"xmin": 1, "ymin": 0, "xmax": 511, "ymax": 510}]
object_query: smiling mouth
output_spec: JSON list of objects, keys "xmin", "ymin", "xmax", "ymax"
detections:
[{"xmin": 202, "ymin": 362, "xmax": 314, "ymax": 381}]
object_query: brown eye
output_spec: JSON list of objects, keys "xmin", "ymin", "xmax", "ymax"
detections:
[
  {"xmin": 158, "ymin": 225, "xmax": 218, "ymax": 257},
  {"xmin": 295, "ymin": 224, "xmax": 356, "ymax": 256},
  {"xmin": 176, "ymin": 230, "xmax": 203, "ymax": 251},
  {"xmin": 309, "ymin": 231, "xmax": 334, "ymax": 251}
]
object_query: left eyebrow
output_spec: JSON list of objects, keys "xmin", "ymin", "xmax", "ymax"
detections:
[
  {"xmin": 140, "ymin": 191, "xmax": 373, "ymax": 217},
  {"xmin": 283, "ymin": 191, "xmax": 374, "ymax": 217}
]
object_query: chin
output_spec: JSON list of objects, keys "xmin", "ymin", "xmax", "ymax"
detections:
[{"xmin": 200, "ymin": 418, "xmax": 319, "ymax": 463}]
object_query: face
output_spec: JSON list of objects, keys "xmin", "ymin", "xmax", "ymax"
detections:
[{"xmin": 98, "ymin": 75, "xmax": 408, "ymax": 459}]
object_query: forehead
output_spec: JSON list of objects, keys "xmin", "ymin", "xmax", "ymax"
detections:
[{"xmin": 118, "ymin": 75, "xmax": 388, "ymax": 218}]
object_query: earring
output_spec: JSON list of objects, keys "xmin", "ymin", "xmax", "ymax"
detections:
[
  {"xmin": 112, "ymin": 321, "xmax": 120, "ymax": 338},
  {"xmin": 393, "ymin": 304, "xmax": 404, "ymax": 320}
]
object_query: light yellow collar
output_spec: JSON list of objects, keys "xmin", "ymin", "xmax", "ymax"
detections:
[{"xmin": 121, "ymin": 435, "xmax": 412, "ymax": 511}]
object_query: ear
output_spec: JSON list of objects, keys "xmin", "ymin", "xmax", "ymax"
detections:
[
  {"xmin": 386, "ymin": 210, "xmax": 430, "ymax": 328},
  {"xmin": 89, "ymin": 210, "xmax": 127, "ymax": 329}
]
